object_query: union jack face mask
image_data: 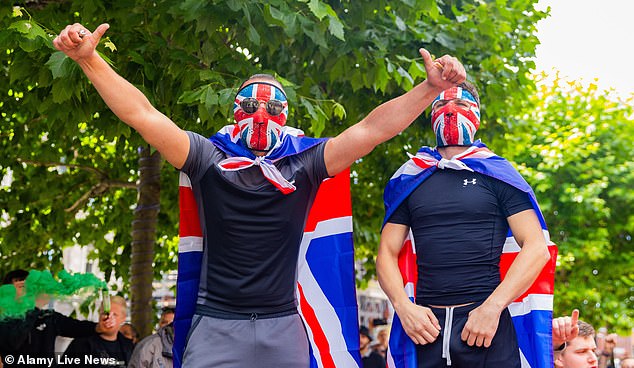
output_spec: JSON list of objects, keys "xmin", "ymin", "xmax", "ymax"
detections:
[
  {"xmin": 431, "ymin": 87, "xmax": 480, "ymax": 147},
  {"xmin": 234, "ymin": 82, "xmax": 288, "ymax": 152}
]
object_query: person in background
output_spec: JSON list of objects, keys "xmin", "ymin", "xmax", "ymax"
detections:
[
  {"xmin": 120, "ymin": 322, "xmax": 140, "ymax": 344},
  {"xmin": 63, "ymin": 296, "xmax": 134, "ymax": 368},
  {"xmin": 128, "ymin": 322, "xmax": 174, "ymax": 368},
  {"xmin": 2, "ymin": 269, "xmax": 29, "ymax": 296},
  {"xmin": 372, "ymin": 325, "xmax": 389, "ymax": 359},
  {"xmin": 597, "ymin": 331, "xmax": 618, "ymax": 368},
  {"xmin": 158, "ymin": 307, "xmax": 174, "ymax": 329},
  {"xmin": 360, "ymin": 325, "xmax": 385, "ymax": 368},
  {"xmin": 620, "ymin": 358, "xmax": 634, "ymax": 368},
  {"xmin": 0, "ymin": 269, "xmax": 112, "ymax": 366},
  {"xmin": 553, "ymin": 318, "xmax": 598, "ymax": 368}
]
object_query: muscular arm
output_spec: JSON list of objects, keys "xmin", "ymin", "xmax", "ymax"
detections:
[
  {"xmin": 53, "ymin": 23, "xmax": 189, "ymax": 169},
  {"xmin": 461, "ymin": 208, "xmax": 552, "ymax": 347},
  {"xmin": 324, "ymin": 49, "xmax": 466, "ymax": 176},
  {"xmin": 377, "ymin": 223, "xmax": 441, "ymax": 345}
]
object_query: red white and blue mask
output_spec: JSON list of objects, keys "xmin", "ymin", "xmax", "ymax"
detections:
[
  {"xmin": 234, "ymin": 82, "xmax": 288, "ymax": 152},
  {"xmin": 431, "ymin": 87, "xmax": 480, "ymax": 147}
]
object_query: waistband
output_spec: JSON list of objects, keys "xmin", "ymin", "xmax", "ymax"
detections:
[
  {"xmin": 423, "ymin": 299, "xmax": 485, "ymax": 317},
  {"xmin": 195, "ymin": 304, "xmax": 298, "ymax": 320}
]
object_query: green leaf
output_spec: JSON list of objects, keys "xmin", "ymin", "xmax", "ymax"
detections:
[
  {"xmin": 46, "ymin": 52, "xmax": 74, "ymax": 79},
  {"xmin": 327, "ymin": 15, "xmax": 345, "ymax": 41},
  {"xmin": 333, "ymin": 102, "xmax": 346, "ymax": 120},
  {"xmin": 247, "ymin": 25, "xmax": 260, "ymax": 45},
  {"xmin": 308, "ymin": 0, "xmax": 328, "ymax": 20}
]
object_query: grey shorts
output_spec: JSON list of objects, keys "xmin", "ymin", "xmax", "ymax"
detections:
[{"xmin": 182, "ymin": 313, "xmax": 310, "ymax": 367}]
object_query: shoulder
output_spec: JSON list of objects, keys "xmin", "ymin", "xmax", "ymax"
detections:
[
  {"xmin": 118, "ymin": 333, "xmax": 135, "ymax": 347},
  {"xmin": 135, "ymin": 333, "xmax": 160, "ymax": 349}
]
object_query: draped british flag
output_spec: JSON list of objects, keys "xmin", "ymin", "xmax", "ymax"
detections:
[
  {"xmin": 173, "ymin": 126, "xmax": 361, "ymax": 368},
  {"xmin": 383, "ymin": 141, "xmax": 557, "ymax": 368},
  {"xmin": 297, "ymin": 170, "xmax": 362, "ymax": 368}
]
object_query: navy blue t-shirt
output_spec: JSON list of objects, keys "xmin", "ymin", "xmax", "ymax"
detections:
[
  {"xmin": 387, "ymin": 169, "xmax": 533, "ymax": 305},
  {"xmin": 181, "ymin": 131, "xmax": 329, "ymax": 314}
]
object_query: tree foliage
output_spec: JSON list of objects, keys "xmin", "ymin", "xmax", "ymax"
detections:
[
  {"xmin": 500, "ymin": 73, "xmax": 634, "ymax": 332},
  {"xmin": 1, "ymin": 0, "xmax": 548, "ymax": 331}
]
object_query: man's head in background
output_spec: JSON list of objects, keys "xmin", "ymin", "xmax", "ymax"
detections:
[
  {"xmin": 159, "ymin": 307, "xmax": 175, "ymax": 328},
  {"xmin": 98, "ymin": 296, "xmax": 127, "ymax": 340},
  {"xmin": 2, "ymin": 269, "xmax": 29, "ymax": 297},
  {"xmin": 554, "ymin": 320, "xmax": 598, "ymax": 368}
]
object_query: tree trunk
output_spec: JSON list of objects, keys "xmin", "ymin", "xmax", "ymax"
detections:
[{"xmin": 130, "ymin": 146, "xmax": 162, "ymax": 338}]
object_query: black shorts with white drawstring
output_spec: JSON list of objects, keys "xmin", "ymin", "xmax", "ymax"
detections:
[{"xmin": 416, "ymin": 301, "xmax": 521, "ymax": 368}]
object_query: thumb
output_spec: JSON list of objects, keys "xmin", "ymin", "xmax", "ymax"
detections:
[
  {"xmin": 419, "ymin": 48, "xmax": 443, "ymax": 72},
  {"xmin": 92, "ymin": 23, "xmax": 110, "ymax": 41}
]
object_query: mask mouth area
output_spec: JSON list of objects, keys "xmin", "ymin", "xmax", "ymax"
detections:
[
  {"xmin": 240, "ymin": 120, "xmax": 279, "ymax": 152},
  {"xmin": 251, "ymin": 122, "xmax": 268, "ymax": 150}
]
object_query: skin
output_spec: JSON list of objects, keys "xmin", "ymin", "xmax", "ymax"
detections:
[
  {"xmin": 552, "ymin": 309, "xmax": 580, "ymax": 348},
  {"xmin": 158, "ymin": 311, "xmax": 174, "ymax": 328},
  {"xmin": 360, "ymin": 334, "xmax": 372, "ymax": 355},
  {"xmin": 97, "ymin": 301, "xmax": 126, "ymax": 341},
  {"xmin": 376, "ymin": 103, "xmax": 551, "ymax": 347},
  {"xmin": 554, "ymin": 335, "xmax": 598, "ymax": 368},
  {"xmin": 620, "ymin": 359, "xmax": 634, "ymax": 368},
  {"xmin": 119, "ymin": 323, "xmax": 137, "ymax": 343},
  {"xmin": 52, "ymin": 23, "xmax": 465, "ymax": 178}
]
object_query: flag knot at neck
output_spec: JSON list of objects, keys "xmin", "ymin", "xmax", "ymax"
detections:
[{"xmin": 217, "ymin": 156, "xmax": 296, "ymax": 195}]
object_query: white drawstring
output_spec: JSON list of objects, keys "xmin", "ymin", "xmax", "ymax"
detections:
[{"xmin": 442, "ymin": 306, "xmax": 455, "ymax": 366}]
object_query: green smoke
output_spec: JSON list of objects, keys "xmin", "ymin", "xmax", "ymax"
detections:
[{"xmin": 0, "ymin": 270, "xmax": 107, "ymax": 319}]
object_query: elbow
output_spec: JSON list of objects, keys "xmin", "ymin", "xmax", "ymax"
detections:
[{"xmin": 537, "ymin": 243, "xmax": 552, "ymax": 267}]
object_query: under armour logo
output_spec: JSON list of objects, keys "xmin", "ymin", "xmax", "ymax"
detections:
[
  {"xmin": 36, "ymin": 323, "xmax": 47, "ymax": 331},
  {"xmin": 463, "ymin": 178, "xmax": 477, "ymax": 186}
]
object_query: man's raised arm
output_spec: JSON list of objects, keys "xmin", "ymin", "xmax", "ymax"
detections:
[
  {"xmin": 53, "ymin": 23, "xmax": 189, "ymax": 169},
  {"xmin": 324, "ymin": 48, "xmax": 466, "ymax": 177}
]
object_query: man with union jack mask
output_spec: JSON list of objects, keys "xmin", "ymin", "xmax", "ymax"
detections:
[
  {"xmin": 54, "ymin": 21, "xmax": 467, "ymax": 367},
  {"xmin": 233, "ymin": 78, "xmax": 289, "ymax": 152},
  {"xmin": 430, "ymin": 84, "xmax": 481, "ymax": 147},
  {"xmin": 378, "ymin": 81, "xmax": 554, "ymax": 367}
]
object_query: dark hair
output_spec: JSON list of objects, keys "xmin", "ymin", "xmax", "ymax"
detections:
[
  {"xmin": 459, "ymin": 80, "xmax": 480, "ymax": 107},
  {"xmin": 161, "ymin": 307, "xmax": 175, "ymax": 315},
  {"xmin": 359, "ymin": 325, "xmax": 372, "ymax": 341},
  {"xmin": 2, "ymin": 269, "xmax": 29, "ymax": 285}
]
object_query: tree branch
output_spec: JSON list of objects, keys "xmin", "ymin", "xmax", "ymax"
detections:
[
  {"xmin": 65, "ymin": 180, "xmax": 137, "ymax": 213},
  {"xmin": 16, "ymin": 158, "xmax": 109, "ymax": 178}
]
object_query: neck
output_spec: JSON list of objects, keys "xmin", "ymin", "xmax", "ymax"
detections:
[
  {"xmin": 437, "ymin": 145, "xmax": 469, "ymax": 159},
  {"xmin": 100, "ymin": 331, "xmax": 118, "ymax": 341},
  {"xmin": 360, "ymin": 345, "xmax": 370, "ymax": 355}
]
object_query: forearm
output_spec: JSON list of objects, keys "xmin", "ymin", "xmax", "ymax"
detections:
[
  {"xmin": 366, "ymin": 80, "xmax": 443, "ymax": 144},
  {"xmin": 77, "ymin": 52, "xmax": 154, "ymax": 129},
  {"xmin": 377, "ymin": 251, "xmax": 412, "ymax": 314},
  {"xmin": 75, "ymin": 51, "xmax": 189, "ymax": 168},
  {"xmin": 325, "ymin": 80, "xmax": 443, "ymax": 175}
]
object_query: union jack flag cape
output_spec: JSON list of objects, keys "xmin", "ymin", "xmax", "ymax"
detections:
[
  {"xmin": 173, "ymin": 125, "xmax": 361, "ymax": 368},
  {"xmin": 383, "ymin": 141, "xmax": 557, "ymax": 368}
]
